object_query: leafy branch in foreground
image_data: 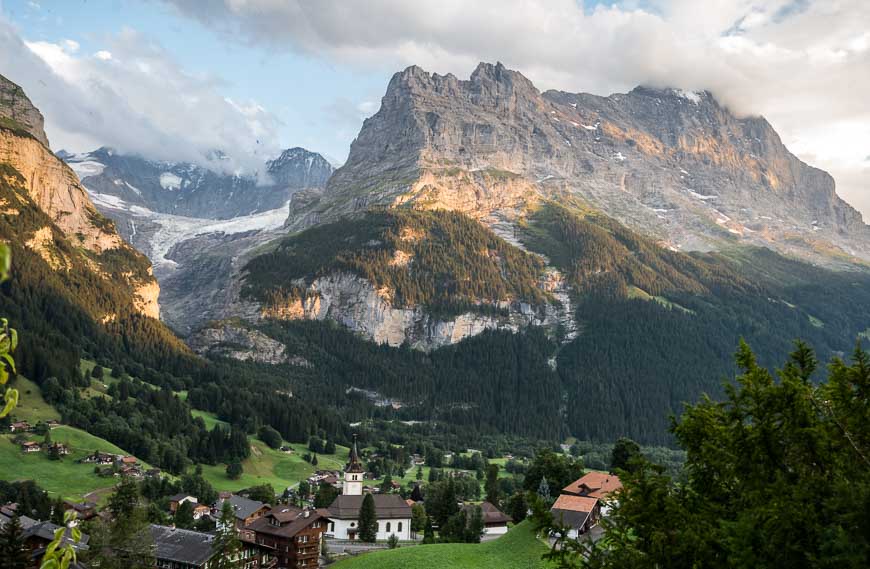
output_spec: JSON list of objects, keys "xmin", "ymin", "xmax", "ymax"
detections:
[{"xmin": 0, "ymin": 243, "xmax": 18, "ymax": 418}]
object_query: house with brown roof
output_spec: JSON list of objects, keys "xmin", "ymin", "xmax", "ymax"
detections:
[
  {"xmin": 63, "ymin": 501, "xmax": 99, "ymax": 521},
  {"xmin": 21, "ymin": 441, "xmax": 41, "ymax": 453},
  {"xmin": 248, "ymin": 506, "xmax": 331, "ymax": 569},
  {"xmin": 552, "ymin": 472, "xmax": 623, "ymax": 538},
  {"xmin": 561, "ymin": 472, "xmax": 622, "ymax": 500},
  {"xmin": 461, "ymin": 501, "xmax": 512, "ymax": 535},
  {"xmin": 550, "ymin": 495, "xmax": 601, "ymax": 538},
  {"xmin": 10, "ymin": 421, "xmax": 31, "ymax": 433}
]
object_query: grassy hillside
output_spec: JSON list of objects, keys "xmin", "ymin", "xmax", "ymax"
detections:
[
  {"xmin": 8, "ymin": 376, "xmax": 60, "ymax": 423},
  {"xmin": 331, "ymin": 521, "xmax": 554, "ymax": 569},
  {"xmin": 191, "ymin": 409, "xmax": 350, "ymax": 493},
  {"xmin": 243, "ymin": 209, "xmax": 549, "ymax": 317},
  {"xmin": 0, "ymin": 424, "xmax": 150, "ymax": 501}
]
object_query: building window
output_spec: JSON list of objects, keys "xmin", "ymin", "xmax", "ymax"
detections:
[
  {"xmin": 330, "ymin": 522, "xmax": 335, "ymax": 532},
  {"xmin": 398, "ymin": 522, "xmax": 402, "ymax": 532},
  {"xmin": 386, "ymin": 522, "xmax": 391, "ymax": 533}
]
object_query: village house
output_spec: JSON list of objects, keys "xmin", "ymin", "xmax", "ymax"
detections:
[
  {"xmin": 213, "ymin": 494, "xmax": 271, "ymax": 542},
  {"xmin": 150, "ymin": 524, "xmax": 259, "ymax": 569},
  {"xmin": 169, "ymin": 493, "xmax": 199, "ymax": 513},
  {"xmin": 45, "ymin": 419, "xmax": 60, "ymax": 429},
  {"xmin": 462, "ymin": 501, "xmax": 512, "ymax": 535},
  {"xmin": 326, "ymin": 438, "xmax": 412, "ymax": 541},
  {"xmin": 248, "ymin": 506, "xmax": 331, "ymax": 569},
  {"xmin": 550, "ymin": 472, "xmax": 623, "ymax": 538},
  {"xmin": 63, "ymin": 500, "xmax": 99, "ymax": 521},
  {"xmin": 21, "ymin": 441, "xmax": 41, "ymax": 453},
  {"xmin": 81, "ymin": 451, "xmax": 116, "ymax": 465},
  {"xmin": 0, "ymin": 512, "xmax": 90, "ymax": 566},
  {"xmin": 46, "ymin": 442, "xmax": 70, "ymax": 456},
  {"xmin": 9, "ymin": 421, "xmax": 31, "ymax": 433}
]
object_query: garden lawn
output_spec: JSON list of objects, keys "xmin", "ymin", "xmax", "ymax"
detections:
[{"xmin": 331, "ymin": 521, "xmax": 554, "ymax": 569}]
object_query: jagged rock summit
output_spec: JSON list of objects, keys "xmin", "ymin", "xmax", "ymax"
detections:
[{"xmin": 289, "ymin": 62, "xmax": 869, "ymax": 267}]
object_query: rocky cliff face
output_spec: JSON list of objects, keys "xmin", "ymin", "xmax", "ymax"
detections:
[
  {"xmin": 64, "ymin": 145, "xmax": 334, "ymax": 220},
  {"xmin": 0, "ymin": 73, "xmax": 159, "ymax": 319},
  {"xmin": 290, "ymin": 62, "xmax": 870, "ymax": 266},
  {"xmin": 256, "ymin": 271, "xmax": 572, "ymax": 351},
  {"xmin": 0, "ymin": 74, "xmax": 49, "ymax": 147}
]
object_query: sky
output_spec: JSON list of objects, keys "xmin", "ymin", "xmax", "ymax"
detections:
[{"xmin": 1, "ymin": 0, "xmax": 868, "ymax": 214}]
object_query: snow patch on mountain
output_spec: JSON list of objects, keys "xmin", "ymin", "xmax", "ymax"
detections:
[{"xmin": 159, "ymin": 172, "xmax": 183, "ymax": 190}]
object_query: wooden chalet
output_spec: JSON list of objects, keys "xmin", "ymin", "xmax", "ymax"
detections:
[{"xmin": 248, "ymin": 506, "xmax": 331, "ymax": 569}]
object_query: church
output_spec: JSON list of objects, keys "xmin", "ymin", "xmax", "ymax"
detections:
[{"xmin": 326, "ymin": 438, "xmax": 412, "ymax": 541}]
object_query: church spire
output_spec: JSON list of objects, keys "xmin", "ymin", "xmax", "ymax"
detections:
[{"xmin": 347, "ymin": 434, "xmax": 364, "ymax": 474}]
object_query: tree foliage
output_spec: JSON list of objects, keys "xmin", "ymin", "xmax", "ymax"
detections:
[{"xmin": 551, "ymin": 340, "xmax": 870, "ymax": 568}]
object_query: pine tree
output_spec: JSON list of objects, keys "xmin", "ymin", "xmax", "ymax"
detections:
[
  {"xmin": 0, "ymin": 513, "xmax": 28, "ymax": 569},
  {"xmin": 416, "ymin": 466, "xmax": 423, "ymax": 481},
  {"xmin": 174, "ymin": 500, "xmax": 195, "ymax": 529},
  {"xmin": 484, "ymin": 463, "xmax": 500, "ymax": 505},
  {"xmin": 212, "ymin": 501, "xmax": 241, "ymax": 569},
  {"xmin": 537, "ymin": 476, "xmax": 551, "ymax": 504},
  {"xmin": 358, "ymin": 493, "xmax": 378, "ymax": 542}
]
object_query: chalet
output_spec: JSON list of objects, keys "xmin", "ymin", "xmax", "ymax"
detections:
[
  {"xmin": 214, "ymin": 494, "xmax": 271, "ymax": 532},
  {"xmin": 45, "ymin": 419, "xmax": 60, "ymax": 429},
  {"xmin": 562, "ymin": 472, "xmax": 622, "ymax": 500},
  {"xmin": 551, "ymin": 472, "xmax": 623, "ymax": 538},
  {"xmin": 462, "ymin": 501, "xmax": 511, "ymax": 535},
  {"xmin": 119, "ymin": 465, "xmax": 143, "ymax": 478},
  {"xmin": 169, "ymin": 494, "xmax": 198, "ymax": 513},
  {"xmin": 550, "ymin": 495, "xmax": 600, "ymax": 538},
  {"xmin": 46, "ymin": 442, "xmax": 70, "ymax": 455},
  {"xmin": 150, "ymin": 525, "xmax": 259, "ymax": 569},
  {"xmin": 82, "ymin": 451, "xmax": 116, "ymax": 465},
  {"xmin": 192, "ymin": 503, "xmax": 211, "ymax": 520},
  {"xmin": 146, "ymin": 468, "xmax": 163, "ymax": 478},
  {"xmin": 10, "ymin": 421, "xmax": 31, "ymax": 433},
  {"xmin": 326, "ymin": 438, "xmax": 412, "ymax": 541},
  {"xmin": 118, "ymin": 455, "xmax": 137, "ymax": 465},
  {"xmin": 63, "ymin": 500, "xmax": 99, "ymax": 521},
  {"xmin": 21, "ymin": 441, "xmax": 41, "ymax": 453},
  {"xmin": 1, "ymin": 515, "xmax": 91, "ymax": 565},
  {"xmin": 248, "ymin": 506, "xmax": 331, "ymax": 569}
]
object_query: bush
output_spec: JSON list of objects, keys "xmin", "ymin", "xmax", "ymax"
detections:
[{"xmin": 258, "ymin": 425, "xmax": 282, "ymax": 449}]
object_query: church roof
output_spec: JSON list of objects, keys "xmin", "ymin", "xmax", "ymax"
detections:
[{"xmin": 327, "ymin": 494, "xmax": 411, "ymax": 519}]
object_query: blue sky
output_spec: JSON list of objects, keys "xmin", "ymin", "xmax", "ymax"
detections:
[
  {"xmin": 3, "ymin": 0, "xmax": 391, "ymax": 162},
  {"xmin": 1, "ymin": 0, "xmax": 867, "ymax": 213}
]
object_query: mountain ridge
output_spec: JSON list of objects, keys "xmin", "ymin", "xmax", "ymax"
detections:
[{"xmin": 288, "ymin": 62, "xmax": 869, "ymax": 268}]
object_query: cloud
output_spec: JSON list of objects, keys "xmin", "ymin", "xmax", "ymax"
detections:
[
  {"xmin": 160, "ymin": 0, "xmax": 870, "ymax": 214},
  {"xmin": 0, "ymin": 18, "xmax": 282, "ymax": 175}
]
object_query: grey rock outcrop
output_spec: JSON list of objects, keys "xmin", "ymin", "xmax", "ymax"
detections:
[
  {"xmin": 187, "ymin": 322, "xmax": 289, "ymax": 364},
  {"xmin": 0, "ymin": 73, "xmax": 49, "ymax": 147}
]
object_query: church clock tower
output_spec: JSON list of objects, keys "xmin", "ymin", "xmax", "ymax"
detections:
[{"xmin": 343, "ymin": 435, "xmax": 364, "ymax": 496}]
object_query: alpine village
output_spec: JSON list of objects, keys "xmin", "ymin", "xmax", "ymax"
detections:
[{"xmin": 1, "ymin": 2, "xmax": 869, "ymax": 569}]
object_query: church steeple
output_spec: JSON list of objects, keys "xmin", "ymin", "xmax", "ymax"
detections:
[
  {"xmin": 347, "ymin": 434, "xmax": 364, "ymax": 473},
  {"xmin": 343, "ymin": 434, "xmax": 364, "ymax": 496}
]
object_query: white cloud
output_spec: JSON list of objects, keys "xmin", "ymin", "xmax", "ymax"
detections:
[
  {"xmin": 0, "ymin": 18, "xmax": 282, "ymax": 175},
  {"xmin": 160, "ymin": 0, "xmax": 870, "ymax": 215}
]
